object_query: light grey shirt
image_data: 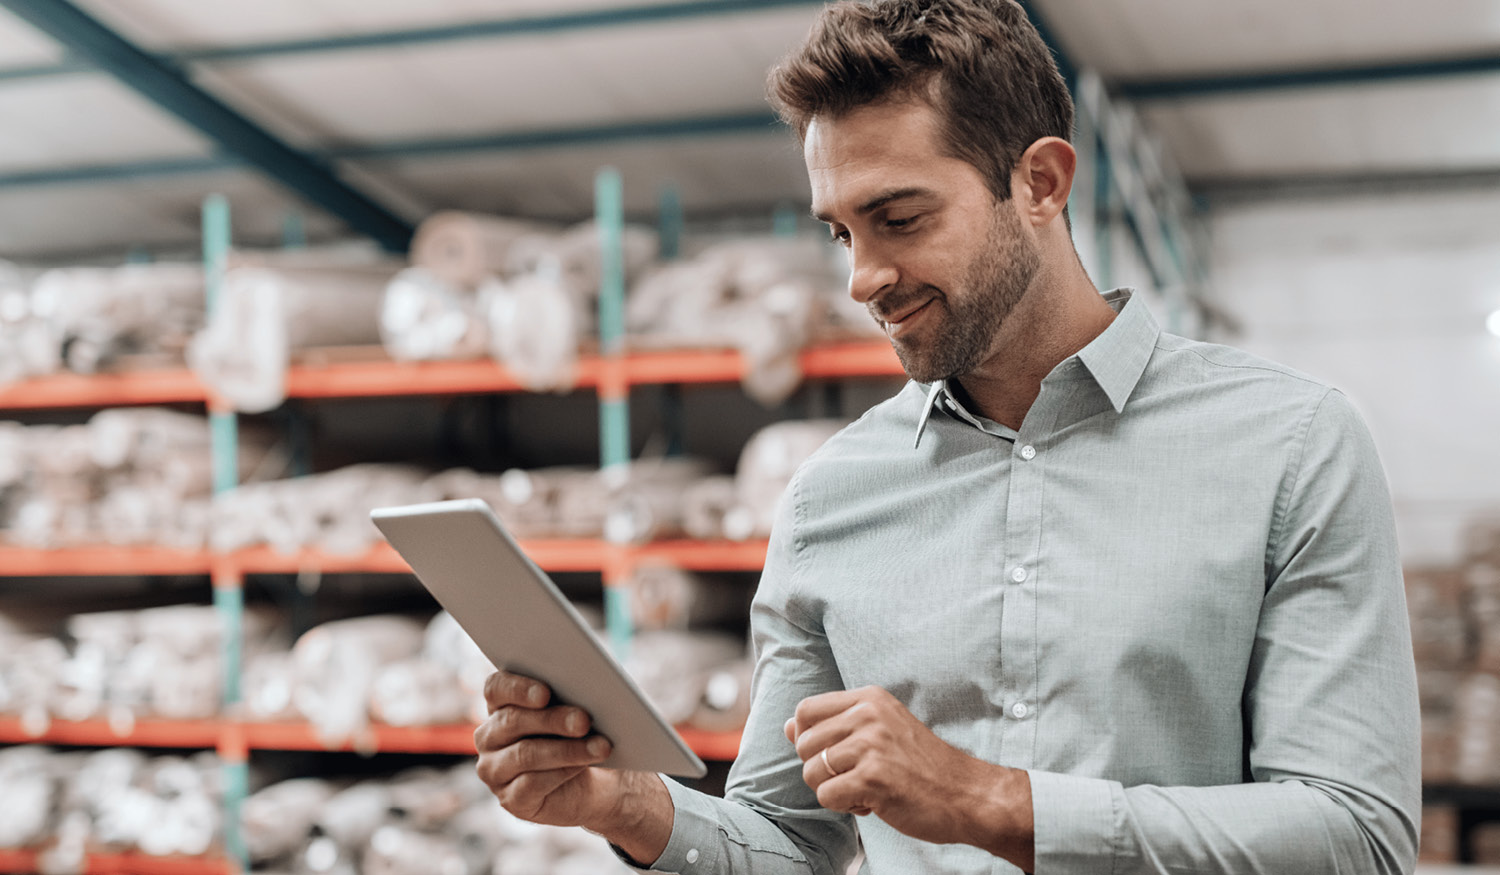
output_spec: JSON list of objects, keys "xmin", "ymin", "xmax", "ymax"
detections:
[{"xmin": 643, "ymin": 289, "xmax": 1420, "ymax": 875}]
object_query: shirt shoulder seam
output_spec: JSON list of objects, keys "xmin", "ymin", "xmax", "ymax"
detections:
[
  {"xmin": 1158, "ymin": 340, "xmax": 1330, "ymax": 390},
  {"xmin": 1265, "ymin": 387, "xmax": 1336, "ymax": 583}
]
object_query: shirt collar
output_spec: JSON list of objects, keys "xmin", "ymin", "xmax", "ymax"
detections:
[{"xmin": 912, "ymin": 289, "xmax": 1158, "ymax": 448}]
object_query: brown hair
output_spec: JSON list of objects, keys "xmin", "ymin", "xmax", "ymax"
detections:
[{"xmin": 767, "ymin": 0, "xmax": 1073, "ymax": 203}]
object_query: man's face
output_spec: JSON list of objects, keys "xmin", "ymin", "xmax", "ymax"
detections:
[{"xmin": 806, "ymin": 100, "xmax": 1040, "ymax": 383}]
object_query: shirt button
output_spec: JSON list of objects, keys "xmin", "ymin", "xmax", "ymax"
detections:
[
  {"xmin": 1011, "ymin": 566, "xmax": 1028, "ymax": 583},
  {"xmin": 686, "ymin": 848, "xmax": 700, "ymax": 864},
  {"xmin": 1020, "ymin": 445, "xmax": 1036, "ymax": 460},
  {"xmin": 1011, "ymin": 702, "xmax": 1029, "ymax": 719}
]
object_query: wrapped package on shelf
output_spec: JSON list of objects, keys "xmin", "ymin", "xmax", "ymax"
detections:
[
  {"xmin": 0, "ymin": 261, "xmax": 57, "ymax": 385},
  {"xmin": 0, "ymin": 744, "xmax": 55, "ymax": 848},
  {"xmin": 627, "ymin": 237, "xmax": 867, "ymax": 404},
  {"xmin": 1419, "ymin": 670, "xmax": 1461, "ymax": 783},
  {"xmin": 1456, "ymin": 671, "xmax": 1500, "ymax": 783},
  {"xmin": 505, "ymin": 220, "xmax": 658, "ymax": 302},
  {"xmin": 421, "ymin": 611, "xmax": 494, "ymax": 724},
  {"xmin": 292, "ymin": 615, "xmax": 427, "ymax": 745},
  {"xmin": 680, "ymin": 474, "xmax": 738, "ymax": 541},
  {"xmin": 188, "ymin": 263, "xmax": 397, "ymax": 414},
  {"xmin": 623, "ymin": 563, "xmax": 749, "ymax": 630},
  {"xmin": 380, "ymin": 267, "xmax": 489, "ymax": 362},
  {"xmin": 601, "ymin": 457, "xmax": 716, "ymax": 545},
  {"xmin": 493, "ymin": 466, "xmax": 605, "ymax": 539},
  {"xmin": 243, "ymin": 649, "xmax": 301, "ymax": 722},
  {"xmin": 425, "ymin": 468, "xmax": 561, "ymax": 539},
  {"xmin": 369, "ymin": 658, "xmax": 471, "ymax": 728},
  {"xmin": 243, "ymin": 777, "xmax": 336, "ymax": 864},
  {"xmin": 212, "ymin": 464, "xmax": 433, "ymax": 556},
  {"xmin": 29, "ymin": 262, "xmax": 204, "ymax": 374},
  {"xmin": 689, "ymin": 657, "xmax": 754, "ymax": 734},
  {"xmin": 1472, "ymin": 559, "xmax": 1500, "ymax": 676},
  {"xmin": 479, "ymin": 268, "xmax": 582, "ymax": 392},
  {"xmin": 724, "ymin": 419, "xmax": 847, "ymax": 541},
  {"xmin": 410, "ymin": 211, "xmax": 546, "ymax": 292},
  {"xmin": 364, "ymin": 825, "xmax": 471, "ymax": 875},
  {"xmin": 623, "ymin": 629, "xmax": 747, "ymax": 725},
  {"xmin": 386, "ymin": 767, "xmax": 472, "ymax": 830}
]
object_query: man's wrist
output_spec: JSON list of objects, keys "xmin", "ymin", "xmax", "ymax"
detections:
[
  {"xmin": 587, "ymin": 771, "xmax": 674, "ymax": 867},
  {"xmin": 968, "ymin": 765, "xmax": 1035, "ymax": 873}
]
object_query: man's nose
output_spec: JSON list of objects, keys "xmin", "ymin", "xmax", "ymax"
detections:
[{"xmin": 846, "ymin": 241, "xmax": 899, "ymax": 305}]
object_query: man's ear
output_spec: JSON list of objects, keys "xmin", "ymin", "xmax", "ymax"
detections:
[{"xmin": 1012, "ymin": 137, "xmax": 1076, "ymax": 227}]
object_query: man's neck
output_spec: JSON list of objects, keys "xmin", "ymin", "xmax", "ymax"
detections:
[{"xmin": 955, "ymin": 274, "xmax": 1117, "ymax": 431}]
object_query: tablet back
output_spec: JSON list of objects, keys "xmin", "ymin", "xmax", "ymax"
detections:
[{"xmin": 371, "ymin": 498, "xmax": 707, "ymax": 778}]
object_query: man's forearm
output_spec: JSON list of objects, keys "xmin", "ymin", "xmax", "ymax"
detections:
[
  {"xmin": 966, "ymin": 764, "xmax": 1035, "ymax": 873},
  {"xmin": 590, "ymin": 770, "xmax": 675, "ymax": 867}
]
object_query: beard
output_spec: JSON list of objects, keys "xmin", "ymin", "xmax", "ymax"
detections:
[{"xmin": 881, "ymin": 204, "xmax": 1041, "ymax": 384}]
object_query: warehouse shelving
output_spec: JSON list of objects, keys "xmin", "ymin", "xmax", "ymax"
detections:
[
  {"xmin": 0, "ymin": 850, "xmax": 234, "ymax": 875},
  {"xmin": 0, "ymin": 341, "xmax": 901, "ymax": 411}
]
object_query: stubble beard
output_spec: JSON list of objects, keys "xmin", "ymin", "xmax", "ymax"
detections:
[{"xmin": 888, "ymin": 205, "xmax": 1042, "ymax": 384}]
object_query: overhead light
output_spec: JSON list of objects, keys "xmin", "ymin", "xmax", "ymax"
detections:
[{"xmin": 1489, "ymin": 308, "xmax": 1500, "ymax": 338}]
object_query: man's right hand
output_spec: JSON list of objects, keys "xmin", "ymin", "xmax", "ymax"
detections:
[{"xmin": 473, "ymin": 670, "xmax": 675, "ymax": 864}]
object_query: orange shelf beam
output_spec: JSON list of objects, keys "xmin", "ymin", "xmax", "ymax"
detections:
[
  {"xmin": 242, "ymin": 721, "xmax": 478, "ymax": 754},
  {"xmin": 0, "ymin": 850, "xmax": 233, "ymax": 875},
  {"xmin": 0, "ymin": 545, "xmax": 214, "ymax": 577},
  {"xmin": 0, "ymin": 717, "xmax": 221, "ymax": 748},
  {"xmin": 633, "ymin": 539, "xmax": 769, "ymax": 571},
  {"xmin": 0, "ymin": 369, "xmax": 207, "ymax": 411},
  {"xmin": 675, "ymin": 727, "xmax": 744, "ymax": 762},
  {"xmin": 0, "ymin": 342, "xmax": 901, "ymax": 411}
]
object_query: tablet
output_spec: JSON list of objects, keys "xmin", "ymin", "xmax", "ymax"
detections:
[{"xmin": 371, "ymin": 498, "xmax": 708, "ymax": 778}]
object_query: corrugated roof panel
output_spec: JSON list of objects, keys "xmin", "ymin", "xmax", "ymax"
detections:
[
  {"xmin": 0, "ymin": 168, "xmax": 347, "ymax": 260},
  {"xmin": 0, "ymin": 6, "xmax": 66, "ymax": 65},
  {"xmin": 1039, "ymin": 0, "xmax": 1500, "ymax": 78},
  {"xmin": 351, "ymin": 132, "xmax": 809, "ymax": 221},
  {"xmin": 75, "ymin": 0, "xmax": 690, "ymax": 50},
  {"xmin": 0, "ymin": 75, "xmax": 212, "ymax": 172},
  {"xmin": 194, "ymin": 12, "xmax": 811, "ymax": 145},
  {"xmin": 1140, "ymin": 75, "xmax": 1500, "ymax": 179}
]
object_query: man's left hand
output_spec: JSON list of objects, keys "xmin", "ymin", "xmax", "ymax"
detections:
[{"xmin": 784, "ymin": 686, "xmax": 1034, "ymax": 868}]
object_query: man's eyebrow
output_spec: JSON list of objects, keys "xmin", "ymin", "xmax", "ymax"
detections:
[{"xmin": 811, "ymin": 187, "xmax": 938, "ymax": 223}]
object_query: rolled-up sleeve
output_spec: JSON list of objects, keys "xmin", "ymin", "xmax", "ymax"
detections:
[{"xmin": 1029, "ymin": 388, "xmax": 1421, "ymax": 874}]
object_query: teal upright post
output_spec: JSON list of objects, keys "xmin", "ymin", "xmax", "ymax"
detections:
[
  {"xmin": 203, "ymin": 193, "xmax": 248, "ymax": 868},
  {"xmin": 596, "ymin": 168, "xmax": 633, "ymax": 659}
]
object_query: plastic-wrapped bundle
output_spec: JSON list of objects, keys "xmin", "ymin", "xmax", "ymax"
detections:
[
  {"xmin": 380, "ymin": 267, "xmax": 489, "ymax": 362},
  {"xmin": 623, "ymin": 629, "xmax": 746, "ymax": 725},
  {"xmin": 0, "ymin": 745, "xmax": 55, "ymax": 848},
  {"xmin": 1456, "ymin": 672, "xmax": 1500, "ymax": 783},
  {"xmin": 0, "ymin": 260, "xmax": 56, "ymax": 385},
  {"xmin": 189, "ymin": 263, "xmax": 397, "ymax": 413},
  {"xmin": 680, "ymin": 475, "xmax": 738, "ymax": 541},
  {"xmin": 724, "ymin": 420, "xmax": 846, "ymax": 541},
  {"xmin": 623, "ymin": 563, "xmax": 749, "ymax": 630},
  {"xmin": 1469, "ymin": 562, "xmax": 1500, "ymax": 675},
  {"xmin": 292, "ymin": 615, "xmax": 427, "ymax": 745},
  {"xmin": 420, "ymin": 611, "xmax": 494, "ymax": 724},
  {"xmin": 243, "ymin": 777, "xmax": 336, "ymax": 864},
  {"xmin": 30, "ymin": 262, "xmax": 204, "ymax": 374},
  {"xmin": 410, "ymin": 211, "xmax": 546, "ymax": 292},
  {"xmin": 369, "ymin": 658, "xmax": 471, "ymax": 728},
  {"xmin": 689, "ymin": 657, "xmax": 754, "ymax": 734},
  {"xmin": 479, "ymin": 268, "xmax": 581, "ymax": 393},
  {"xmin": 364, "ymin": 825, "xmax": 471, "ymax": 875},
  {"xmin": 212, "ymin": 464, "xmax": 434, "ymax": 556},
  {"xmin": 601, "ymin": 458, "xmax": 716, "ymax": 545},
  {"xmin": 429, "ymin": 466, "xmax": 605, "ymax": 540},
  {"xmin": 243, "ymin": 649, "xmax": 300, "ymax": 722},
  {"xmin": 626, "ymin": 237, "xmax": 864, "ymax": 404},
  {"xmin": 504, "ymin": 220, "xmax": 657, "ymax": 302}
]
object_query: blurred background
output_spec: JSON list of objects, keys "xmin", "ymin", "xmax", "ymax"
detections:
[{"xmin": 0, "ymin": 0, "xmax": 1495, "ymax": 872}]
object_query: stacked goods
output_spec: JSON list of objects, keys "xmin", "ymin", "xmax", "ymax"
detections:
[
  {"xmin": 0, "ymin": 409, "xmax": 281, "ymax": 549},
  {"xmin": 27, "ymin": 262, "xmax": 204, "ymax": 375},
  {"xmin": 211, "ymin": 464, "xmax": 433, "ymax": 556},
  {"xmin": 1407, "ymin": 516, "xmax": 1500, "ymax": 787},
  {"xmin": 0, "ymin": 605, "xmax": 282, "ymax": 731},
  {"xmin": 626, "ymin": 237, "xmax": 880, "ymax": 404},
  {"xmin": 392, "ymin": 212, "xmax": 656, "ymax": 392},
  {"xmin": 288, "ymin": 614, "xmax": 428, "ymax": 746},
  {"xmin": 0, "ymin": 260, "xmax": 54, "ymax": 386},
  {"xmin": 189, "ymin": 251, "xmax": 401, "ymax": 413},
  {"xmin": 721, "ymin": 419, "xmax": 847, "ymax": 541},
  {"xmin": 0, "ymin": 746, "xmax": 221, "ymax": 862},
  {"xmin": 621, "ymin": 563, "xmax": 751, "ymax": 631},
  {"xmin": 244, "ymin": 763, "xmax": 633, "ymax": 875}
]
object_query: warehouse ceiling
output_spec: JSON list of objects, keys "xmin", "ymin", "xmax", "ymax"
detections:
[{"xmin": 0, "ymin": 0, "xmax": 1496, "ymax": 260}]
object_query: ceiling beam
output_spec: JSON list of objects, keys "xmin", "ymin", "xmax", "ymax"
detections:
[
  {"xmin": 0, "ymin": 0, "xmax": 823, "ymax": 82},
  {"xmin": 0, "ymin": 111, "xmax": 786, "ymax": 189},
  {"xmin": 1119, "ymin": 52, "xmax": 1500, "ymax": 101},
  {"xmin": 1192, "ymin": 166, "xmax": 1500, "ymax": 203},
  {"xmin": 0, "ymin": 0, "xmax": 414, "ymax": 252}
]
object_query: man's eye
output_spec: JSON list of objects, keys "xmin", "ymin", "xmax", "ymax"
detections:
[
  {"xmin": 829, "ymin": 229, "xmax": 851, "ymax": 246},
  {"xmin": 885, "ymin": 217, "xmax": 915, "ymax": 230}
]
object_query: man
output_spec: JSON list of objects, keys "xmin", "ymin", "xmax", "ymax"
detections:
[{"xmin": 474, "ymin": 1, "xmax": 1421, "ymax": 872}]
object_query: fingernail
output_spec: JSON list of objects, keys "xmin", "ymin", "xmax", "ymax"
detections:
[
  {"xmin": 528, "ymin": 685, "xmax": 546, "ymax": 706},
  {"xmin": 587, "ymin": 737, "xmax": 609, "ymax": 757},
  {"xmin": 567, "ymin": 710, "xmax": 585, "ymax": 733}
]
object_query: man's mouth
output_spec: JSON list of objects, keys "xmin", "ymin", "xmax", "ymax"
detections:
[{"xmin": 881, "ymin": 299, "xmax": 935, "ymax": 335}]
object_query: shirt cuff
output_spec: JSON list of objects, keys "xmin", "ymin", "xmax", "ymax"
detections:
[
  {"xmin": 612, "ymin": 777, "xmax": 723, "ymax": 873},
  {"xmin": 1028, "ymin": 769, "xmax": 1123, "ymax": 875}
]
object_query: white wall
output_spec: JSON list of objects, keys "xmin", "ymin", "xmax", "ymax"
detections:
[{"xmin": 1207, "ymin": 186, "xmax": 1500, "ymax": 566}]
